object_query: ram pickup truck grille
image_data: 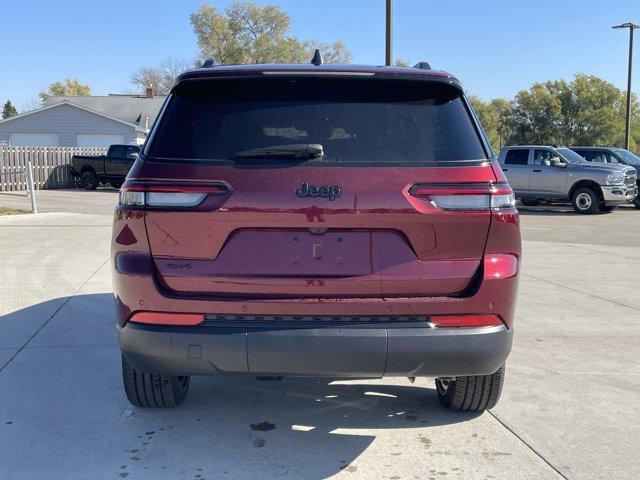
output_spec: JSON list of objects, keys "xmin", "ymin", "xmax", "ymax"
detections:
[{"xmin": 625, "ymin": 171, "xmax": 637, "ymax": 188}]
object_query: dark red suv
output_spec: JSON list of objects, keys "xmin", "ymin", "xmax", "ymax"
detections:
[{"xmin": 113, "ymin": 61, "xmax": 520, "ymax": 411}]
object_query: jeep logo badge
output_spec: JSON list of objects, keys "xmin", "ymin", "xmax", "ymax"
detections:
[{"xmin": 296, "ymin": 182, "xmax": 342, "ymax": 201}]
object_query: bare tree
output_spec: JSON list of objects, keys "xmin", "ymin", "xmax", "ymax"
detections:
[
  {"xmin": 21, "ymin": 97, "xmax": 42, "ymax": 112},
  {"xmin": 130, "ymin": 57, "xmax": 194, "ymax": 95},
  {"xmin": 305, "ymin": 40, "xmax": 352, "ymax": 64}
]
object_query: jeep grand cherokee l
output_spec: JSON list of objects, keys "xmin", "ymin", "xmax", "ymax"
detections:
[{"xmin": 113, "ymin": 61, "xmax": 521, "ymax": 411}]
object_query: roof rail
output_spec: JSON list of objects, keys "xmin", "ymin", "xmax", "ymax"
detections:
[
  {"xmin": 413, "ymin": 61, "xmax": 432, "ymax": 70},
  {"xmin": 201, "ymin": 59, "xmax": 219, "ymax": 68}
]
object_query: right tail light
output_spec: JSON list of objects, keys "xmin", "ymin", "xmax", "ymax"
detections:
[{"xmin": 409, "ymin": 182, "xmax": 515, "ymax": 212}]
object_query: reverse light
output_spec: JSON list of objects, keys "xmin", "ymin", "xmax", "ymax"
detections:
[
  {"xmin": 119, "ymin": 188, "xmax": 145, "ymax": 206},
  {"xmin": 490, "ymin": 193, "xmax": 516, "ymax": 209},
  {"xmin": 119, "ymin": 183, "xmax": 228, "ymax": 208},
  {"xmin": 429, "ymin": 194, "xmax": 490, "ymax": 211}
]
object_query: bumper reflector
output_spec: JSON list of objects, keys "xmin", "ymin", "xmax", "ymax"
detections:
[
  {"xmin": 130, "ymin": 312, "xmax": 204, "ymax": 326},
  {"xmin": 429, "ymin": 314, "xmax": 504, "ymax": 328},
  {"xmin": 484, "ymin": 254, "xmax": 518, "ymax": 279}
]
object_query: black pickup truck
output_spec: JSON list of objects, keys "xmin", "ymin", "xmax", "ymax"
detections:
[{"xmin": 70, "ymin": 144, "xmax": 140, "ymax": 190}]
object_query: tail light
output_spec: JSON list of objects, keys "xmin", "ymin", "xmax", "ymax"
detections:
[
  {"xmin": 409, "ymin": 182, "xmax": 515, "ymax": 211},
  {"xmin": 119, "ymin": 182, "xmax": 228, "ymax": 208}
]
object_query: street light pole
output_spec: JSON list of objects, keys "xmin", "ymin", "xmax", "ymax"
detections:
[
  {"xmin": 385, "ymin": 0, "xmax": 393, "ymax": 66},
  {"xmin": 612, "ymin": 22, "xmax": 639, "ymax": 150}
]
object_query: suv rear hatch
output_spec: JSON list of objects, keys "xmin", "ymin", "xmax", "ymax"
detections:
[{"xmin": 137, "ymin": 74, "xmax": 497, "ymax": 299}]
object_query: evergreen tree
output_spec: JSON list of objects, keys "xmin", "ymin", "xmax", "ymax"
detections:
[{"xmin": 2, "ymin": 100, "xmax": 18, "ymax": 119}]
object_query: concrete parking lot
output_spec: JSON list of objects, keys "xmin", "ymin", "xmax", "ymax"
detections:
[
  {"xmin": 0, "ymin": 188, "xmax": 119, "ymax": 215},
  {"xmin": 0, "ymin": 193, "xmax": 638, "ymax": 479}
]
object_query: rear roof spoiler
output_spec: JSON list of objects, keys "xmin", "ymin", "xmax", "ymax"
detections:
[{"xmin": 174, "ymin": 69, "xmax": 463, "ymax": 93}]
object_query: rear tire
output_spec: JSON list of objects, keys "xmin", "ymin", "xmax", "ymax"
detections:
[
  {"xmin": 571, "ymin": 187, "xmax": 599, "ymax": 214},
  {"xmin": 122, "ymin": 355, "xmax": 190, "ymax": 408},
  {"xmin": 435, "ymin": 365, "xmax": 505, "ymax": 411},
  {"xmin": 81, "ymin": 170, "xmax": 98, "ymax": 190},
  {"xmin": 520, "ymin": 198, "xmax": 540, "ymax": 207},
  {"xmin": 634, "ymin": 196, "xmax": 640, "ymax": 209}
]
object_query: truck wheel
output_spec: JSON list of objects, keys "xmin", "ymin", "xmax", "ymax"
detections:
[
  {"xmin": 571, "ymin": 187, "xmax": 599, "ymax": 214},
  {"xmin": 435, "ymin": 365, "xmax": 505, "ymax": 411},
  {"xmin": 520, "ymin": 198, "xmax": 540, "ymax": 207},
  {"xmin": 122, "ymin": 355, "xmax": 190, "ymax": 408},
  {"xmin": 634, "ymin": 196, "xmax": 640, "ymax": 209},
  {"xmin": 81, "ymin": 170, "xmax": 98, "ymax": 190}
]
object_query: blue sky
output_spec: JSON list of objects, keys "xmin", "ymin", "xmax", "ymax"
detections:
[{"xmin": 0, "ymin": 0, "xmax": 638, "ymax": 111}]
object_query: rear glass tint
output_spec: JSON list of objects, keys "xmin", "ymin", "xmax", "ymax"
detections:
[
  {"xmin": 146, "ymin": 78, "xmax": 487, "ymax": 164},
  {"xmin": 504, "ymin": 149, "xmax": 529, "ymax": 165}
]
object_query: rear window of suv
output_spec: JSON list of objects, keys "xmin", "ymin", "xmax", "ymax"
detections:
[{"xmin": 145, "ymin": 77, "xmax": 487, "ymax": 165}]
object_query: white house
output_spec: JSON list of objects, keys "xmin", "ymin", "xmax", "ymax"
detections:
[{"xmin": 0, "ymin": 88, "xmax": 166, "ymax": 148}]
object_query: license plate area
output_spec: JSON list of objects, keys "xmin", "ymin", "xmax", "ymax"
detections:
[{"xmin": 210, "ymin": 229, "xmax": 374, "ymax": 277}]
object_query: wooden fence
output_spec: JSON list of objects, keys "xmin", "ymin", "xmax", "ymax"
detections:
[{"xmin": 0, "ymin": 146, "xmax": 107, "ymax": 191}]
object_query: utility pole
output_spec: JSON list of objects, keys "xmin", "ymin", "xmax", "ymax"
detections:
[
  {"xmin": 612, "ymin": 22, "xmax": 639, "ymax": 150},
  {"xmin": 385, "ymin": 0, "xmax": 393, "ymax": 66}
]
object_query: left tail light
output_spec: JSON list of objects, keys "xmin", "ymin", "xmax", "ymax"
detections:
[{"xmin": 119, "ymin": 182, "xmax": 228, "ymax": 208}]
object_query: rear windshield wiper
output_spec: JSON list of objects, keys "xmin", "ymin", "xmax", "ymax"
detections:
[{"xmin": 233, "ymin": 144, "xmax": 324, "ymax": 159}]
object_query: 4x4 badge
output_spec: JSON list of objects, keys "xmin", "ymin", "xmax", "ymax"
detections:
[{"xmin": 296, "ymin": 182, "xmax": 342, "ymax": 201}]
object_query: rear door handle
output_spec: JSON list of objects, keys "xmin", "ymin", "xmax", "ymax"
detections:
[
  {"xmin": 502, "ymin": 168, "xmax": 509, "ymax": 172},
  {"xmin": 532, "ymin": 169, "xmax": 542, "ymax": 172}
]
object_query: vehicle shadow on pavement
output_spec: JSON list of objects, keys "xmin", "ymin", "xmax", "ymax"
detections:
[
  {"xmin": 125, "ymin": 374, "xmax": 480, "ymax": 478},
  {"xmin": 516, "ymin": 206, "xmax": 579, "ymax": 216},
  {"xmin": 517, "ymin": 205, "xmax": 626, "ymax": 215},
  {"xmin": 0, "ymin": 294, "xmax": 481, "ymax": 479}
]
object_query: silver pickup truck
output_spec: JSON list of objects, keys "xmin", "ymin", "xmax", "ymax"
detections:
[{"xmin": 498, "ymin": 145, "xmax": 638, "ymax": 214}]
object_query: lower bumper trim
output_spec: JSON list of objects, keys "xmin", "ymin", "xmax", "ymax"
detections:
[{"xmin": 119, "ymin": 322, "xmax": 512, "ymax": 378}]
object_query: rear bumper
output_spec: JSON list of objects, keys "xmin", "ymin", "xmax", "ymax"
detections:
[
  {"xmin": 118, "ymin": 321, "xmax": 512, "ymax": 378},
  {"xmin": 601, "ymin": 184, "xmax": 638, "ymax": 205}
]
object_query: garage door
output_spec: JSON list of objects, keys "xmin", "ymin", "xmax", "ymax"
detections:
[
  {"xmin": 9, "ymin": 133, "xmax": 59, "ymax": 147},
  {"xmin": 76, "ymin": 134, "xmax": 125, "ymax": 148}
]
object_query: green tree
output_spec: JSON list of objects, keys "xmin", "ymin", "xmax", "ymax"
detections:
[
  {"xmin": 393, "ymin": 59, "xmax": 410, "ymax": 67},
  {"xmin": 39, "ymin": 78, "xmax": 91, "ymax": 102},
  {"xmin": 469, "ymin": 96, "xmax": 513, "ymax": 153},
  {"xmin": 508, "ymin": 83, "xmax": 563, "ymax": 145},
  {"xmin": 503, "ymin": 74, "xmax": 637, "ymax": 149},
  {"xmin": 189, "ymin": 2, "xmax": 351, "ymax": 65},
  {"xmin": 2, "ymin": 100, "xmax": 18, "ymax": 119},
  {"xmin": 559, "ymin": 75, "xmax": 627, "ymax": 146}
]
